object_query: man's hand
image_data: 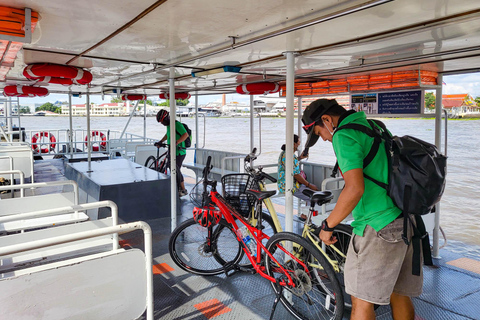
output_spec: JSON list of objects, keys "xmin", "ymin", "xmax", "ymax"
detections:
[{"xmin": 320, "ymin": 229, "xmax": 337, "ymax": 245}]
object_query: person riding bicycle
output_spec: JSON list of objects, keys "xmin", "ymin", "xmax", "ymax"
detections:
[
  {"xmin": 156, "ymin": 109, "xmax": 189, "ymax": 197},
  {"xmin": 302, "ymin": 99, "xmax": 422, "ymax": 320},
  {"xmin": 277, "ymin": 134, "xmax": 318, "ymax": 220}
]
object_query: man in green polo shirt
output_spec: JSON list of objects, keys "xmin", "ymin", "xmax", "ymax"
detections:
[
  {"xmin": 156, "ymin": 110, "xmax": 189, "ymax": 197},
  {"xmin": 302, "ymin": 99, "xmax": 422, "ymax": 320}
]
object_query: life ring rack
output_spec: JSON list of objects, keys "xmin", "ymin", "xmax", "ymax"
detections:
[
  {"xmin": 85, "ymin": 131, "xmax": 107, "ymax": 151},
  {"xmin": 31, "ymin": 131, "xmax": 56, "ymax": 154}
]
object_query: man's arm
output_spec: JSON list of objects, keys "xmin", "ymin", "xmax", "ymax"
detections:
[
  {"xmin": 176, "ymin": 132, "xmax": 189, "ymax": 145},
  {"xmin": 159, "ymin": 134, "xmax": 167, "ymax": 144},
  {"xmin": 320, "ymin": 168, "xmax": 364, "ymax": 245}
]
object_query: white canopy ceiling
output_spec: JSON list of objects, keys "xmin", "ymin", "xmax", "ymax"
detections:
[{"xmin": 1, "ymin": 0, "xmax": 480, "ymax": 97}]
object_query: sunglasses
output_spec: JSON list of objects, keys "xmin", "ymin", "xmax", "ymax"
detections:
[{"xmin": 302, "ymin": 121, "xmax": 316, "ymax": 134}]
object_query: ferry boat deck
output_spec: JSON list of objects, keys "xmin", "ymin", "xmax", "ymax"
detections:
[{"xmin": 33, "ymin": 159, "xmax": 480, "ymax": 320}]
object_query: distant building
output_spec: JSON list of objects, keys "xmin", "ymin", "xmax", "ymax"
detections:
[{"xmin": 442, "ymin": 93, "xmax": 480, "ymax": 118}]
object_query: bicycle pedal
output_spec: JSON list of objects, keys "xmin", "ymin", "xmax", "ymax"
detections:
[
  {"xmin": 222, "ymin": 262, "xmax": 238, "ymax": 277},
  {"xmin": 237, "ymin": 265, "xmax": 256, "ymax": 275}
]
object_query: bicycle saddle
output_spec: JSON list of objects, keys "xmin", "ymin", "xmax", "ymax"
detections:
[
  {"xmin": 245, "ymin": 189, "xmax": 277, "ymax": 201},
  {"xmin": 302, "ymin": 190, "xmax": 334, "ymax": 205}
]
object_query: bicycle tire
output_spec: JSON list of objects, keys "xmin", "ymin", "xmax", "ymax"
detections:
[
  {"xmin": 265, "ymin": 232, "xmax": 344, "ymax": 320},
  {"xmin": 328, "ymin": 224, "xmax": 353, "ymax": 310},
  {"xmin": 169, "ymin": 218, "xmax": 243, "ymax": 276},
  {"xmin": 158, "ymin": 156, "xmax": 169, "ymax": 175},
  {"xmin": 145, "ymin": 155, "xmax": 157, "ymax": 170}
]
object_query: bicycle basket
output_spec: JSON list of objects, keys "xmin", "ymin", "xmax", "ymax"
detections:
[
  {"xmin": 190, "ymin": 180, "xmax": 212, "ymax": 207},
  {"xmin": 221, "ymin": 173, "xmax": 259, "ymax": 217}
]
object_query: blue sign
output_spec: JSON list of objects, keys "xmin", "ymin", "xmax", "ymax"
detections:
[{"xmin": 378, "ymin": 90, "xmax": 422, "ymax": 114}]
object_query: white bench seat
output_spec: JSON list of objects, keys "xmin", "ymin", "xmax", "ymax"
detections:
[
  {"xmin": 0, "ymin": 218, "xmax": 114, "ymax": 274},
  {"xmin": 0, "ymin": 192, "xmax": 76, "ymax": 215},
  {"xmin": 0, "ymin": 211, "xmax": 89, "ymax": 233}
]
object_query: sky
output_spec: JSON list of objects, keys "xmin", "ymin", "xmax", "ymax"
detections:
[{"xmin": 19, "ymin": 72, "xmax": 480, "ymax": 108}]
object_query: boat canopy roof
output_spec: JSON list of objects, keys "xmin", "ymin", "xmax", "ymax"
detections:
[{"xmin": 1, "ymin": 0, "xmax": 480, "ymax": 97}]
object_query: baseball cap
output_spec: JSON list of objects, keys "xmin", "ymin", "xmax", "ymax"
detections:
[{"xmin": 302, "ymin": 99, "xmax": 340, "ymax": 148}]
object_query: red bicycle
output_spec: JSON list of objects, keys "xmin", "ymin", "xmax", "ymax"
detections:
[{"xmin": 169, "ymin": 156, "xmax": 344, "ymax": 320}]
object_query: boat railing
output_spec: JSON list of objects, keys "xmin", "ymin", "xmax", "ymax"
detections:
[{"xmin": 20, "ymin": 129, "xmax": 156, "ymax": 158}]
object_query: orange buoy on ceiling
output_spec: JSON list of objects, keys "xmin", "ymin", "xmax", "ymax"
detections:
[
  {"xmin": 23, "ymin": 63, "xmax": 93, "ymax": 85},
  {"xmin": 3, "ymin": 85, "xmax": 48, "ymax": 97},
  {"xmin": 121, "ymin": 94, "xmax": 147, "ymax": 101},
  {"xmin": 159, "ymin": 92, "xmax": 191, "ymax": 100},
  {"xmin": 236, "ymin": 82, "xmax": 280, "ymax": 95}
]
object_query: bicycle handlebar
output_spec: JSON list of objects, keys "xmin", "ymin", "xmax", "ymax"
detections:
[{"xmin": 259, "ymin": 171, "xmax": 277, "ymax": 183}]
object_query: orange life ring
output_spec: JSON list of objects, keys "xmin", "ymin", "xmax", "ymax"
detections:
[
  {"xmin": 31, "ymin": 131, "xmax": 56, "ymax": 154},
  {"xmin": 23, "ymin": 63, "xmax": 93, "ymax": 85},
  {"xmin": 85, "ymin": 131, "xmax": 107, "ymax": 151},
  {"xmin": 3, "ymin": 85, "xmax": 48, "ymax": 97},
  {"xmin": 236, "ymin": 82, "xmax": 280, "ymax": 95},
  {"xmin": 121, "ymin": 94, "xmax": 147, "ymax": 101},
  {"xmin": 159, "ymin": 92, "xmax": 191, "ymax": 100}
]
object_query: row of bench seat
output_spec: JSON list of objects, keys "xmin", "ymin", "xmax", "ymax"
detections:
[{"xmin": 0, "ymin": 142, "xmax": 153, "ymax": 319}]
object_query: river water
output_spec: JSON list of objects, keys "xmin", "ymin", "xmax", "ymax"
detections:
[{"xmin": 18, "ymin": 115, "xmax": 480, "ymax": 253}]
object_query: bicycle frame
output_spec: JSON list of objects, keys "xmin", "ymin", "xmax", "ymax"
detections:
[
  {"xmin": 253, "ymin": 170, "xmax": 347, "ymax": 273},
  {"xmin": 209, "ymin": 189, "xmax": 307, "ymax": 288}
]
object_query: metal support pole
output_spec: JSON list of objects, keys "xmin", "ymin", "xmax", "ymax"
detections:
[
  {"xmin": 86, "ymin": 90, "xmax": 92, "ymax": 172},
  {"xmin": 169, "ymin": 68, "xmax": 177, "ymax": 231},
  {"xmin": 195, "ymin": 94, "xmax": 199, "ymax": 150},
  {"xmin": 143, "ymin": 100, "xmax": 147, "ymax": 139},
  {"xmin": 297, "ymin": 97, "xmax": 303, "ymax": 153},
  {"xmin": 68, "ymin": 93, "xmax": 74, "ymax": 157},
  {"xmin": 284, "ymin": 52, "xmax": 296, "ymax": 233},
  {"xmin": 250, "ymin": 95, "xmax": 254, "ymax": 152},
  {"xmin": 6, "ymin": 98, "xmax": 12, "ymax": 141},
  {"xmin": 432, "ymin": 75, "xmax": 443, "ymax": 259},
  {"xmin": 119, "ymin": 101, "xmax": 139, "ymax": 140}
]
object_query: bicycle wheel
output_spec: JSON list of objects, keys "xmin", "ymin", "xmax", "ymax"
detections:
[
  {"xmin": 145, "ymin": 155, "xmax": 157, "ymax": 170},
  {"xmin": 326, "ymin": 224, "xmax": 353, "ymax": 309},
  {"xmin": 158, "ymin": 156, "xmax": 169, "ymax": 175},
  {"xmin": 169, "ymin": 218, "xmax": 243, "ymax": 276},
  {"xmin": 265, "ymin": 232, "xmax": 344, "ymax": 320}
]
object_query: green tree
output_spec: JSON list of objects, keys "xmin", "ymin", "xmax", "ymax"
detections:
[
  {"xmin": 18, "ymin": 106, "xmax": 30, "ymax": 114},
  {"xmin": 425, "ymin": 92, "xmax": 435, "ymax": 110},
  {"xmin": 37, "ymin": 102, "xmax": 60, "ymax": 113},
  {"xmin": 139, "ymin": 100, "xmax": 153, "ymax": 105},
  {"xmin": 475, "ymin": 96, "xmax": 480, "ymax": 107},
  {"xmin": 158, "ymin": 99, "xmax": 189, "ymax": 106},
  {"xmin": 110, "ymin": 97, "xmax": 123, "ymax": 103}
]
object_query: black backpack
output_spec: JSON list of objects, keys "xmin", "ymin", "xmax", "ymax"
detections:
[
  {"xmin": 176, "ymin": 122, "xmax": 192, "ymax": 148},
  {"xmin": 334, "ymin": 118, "xmax": 447, "ymax": 275}
]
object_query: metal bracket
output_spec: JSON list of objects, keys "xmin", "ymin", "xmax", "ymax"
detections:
[{"xmin": 0, "ymin": 8, "xmax": 33, "ymax": 44}]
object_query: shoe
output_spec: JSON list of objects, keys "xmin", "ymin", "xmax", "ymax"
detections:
[{"xmin": 179, "ymin": 189, "xmax": 188, "ymax": 197}]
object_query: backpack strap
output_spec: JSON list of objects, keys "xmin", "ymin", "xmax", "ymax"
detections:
[
  {"xmin": 403, "ymin": 184, "xmax": 433, "ymax": 276},
  {"xmin": 334, "ymin": 121, "xmax": 385, "ymax": 188}
]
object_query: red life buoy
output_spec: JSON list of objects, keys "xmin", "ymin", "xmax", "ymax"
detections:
[
  {"xmin": 3, "ymin": 85, "xmax": 48, "ymax": 97},
  {"xmin": 236, "ymin": 82, "xmax": 280, "ymax": 95},
  {"xmin": 85, "ymin": 131, "xmax": 107, "ymax": 151},
  {"xmin": 31, "ymin": 131, "xmax": 56, "ymax": 154},
  {"xmin": 121, "ymin": 94, "xmax": 147, "ymax": 101},
  {"xmin": 159, "ymin": 92, "xmax": 191, "ymax": 100},
  {"xmin": 23, "ymin": 63, "xmax": 93, "ymax": 85}
]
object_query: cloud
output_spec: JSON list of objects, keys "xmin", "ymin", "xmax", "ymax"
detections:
[{"xmin": 443, "ymin": 73, "xmax": 480, "ymax": 97}]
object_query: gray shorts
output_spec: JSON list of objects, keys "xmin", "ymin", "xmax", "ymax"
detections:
[{"xmin": 344, "ymin": 216, "xmax": 423, "ymax": 305}]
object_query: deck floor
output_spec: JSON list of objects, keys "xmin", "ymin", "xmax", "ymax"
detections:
[{"xmin": 26, "ymin": 159, "xmax": 480, "ymax": 319}]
